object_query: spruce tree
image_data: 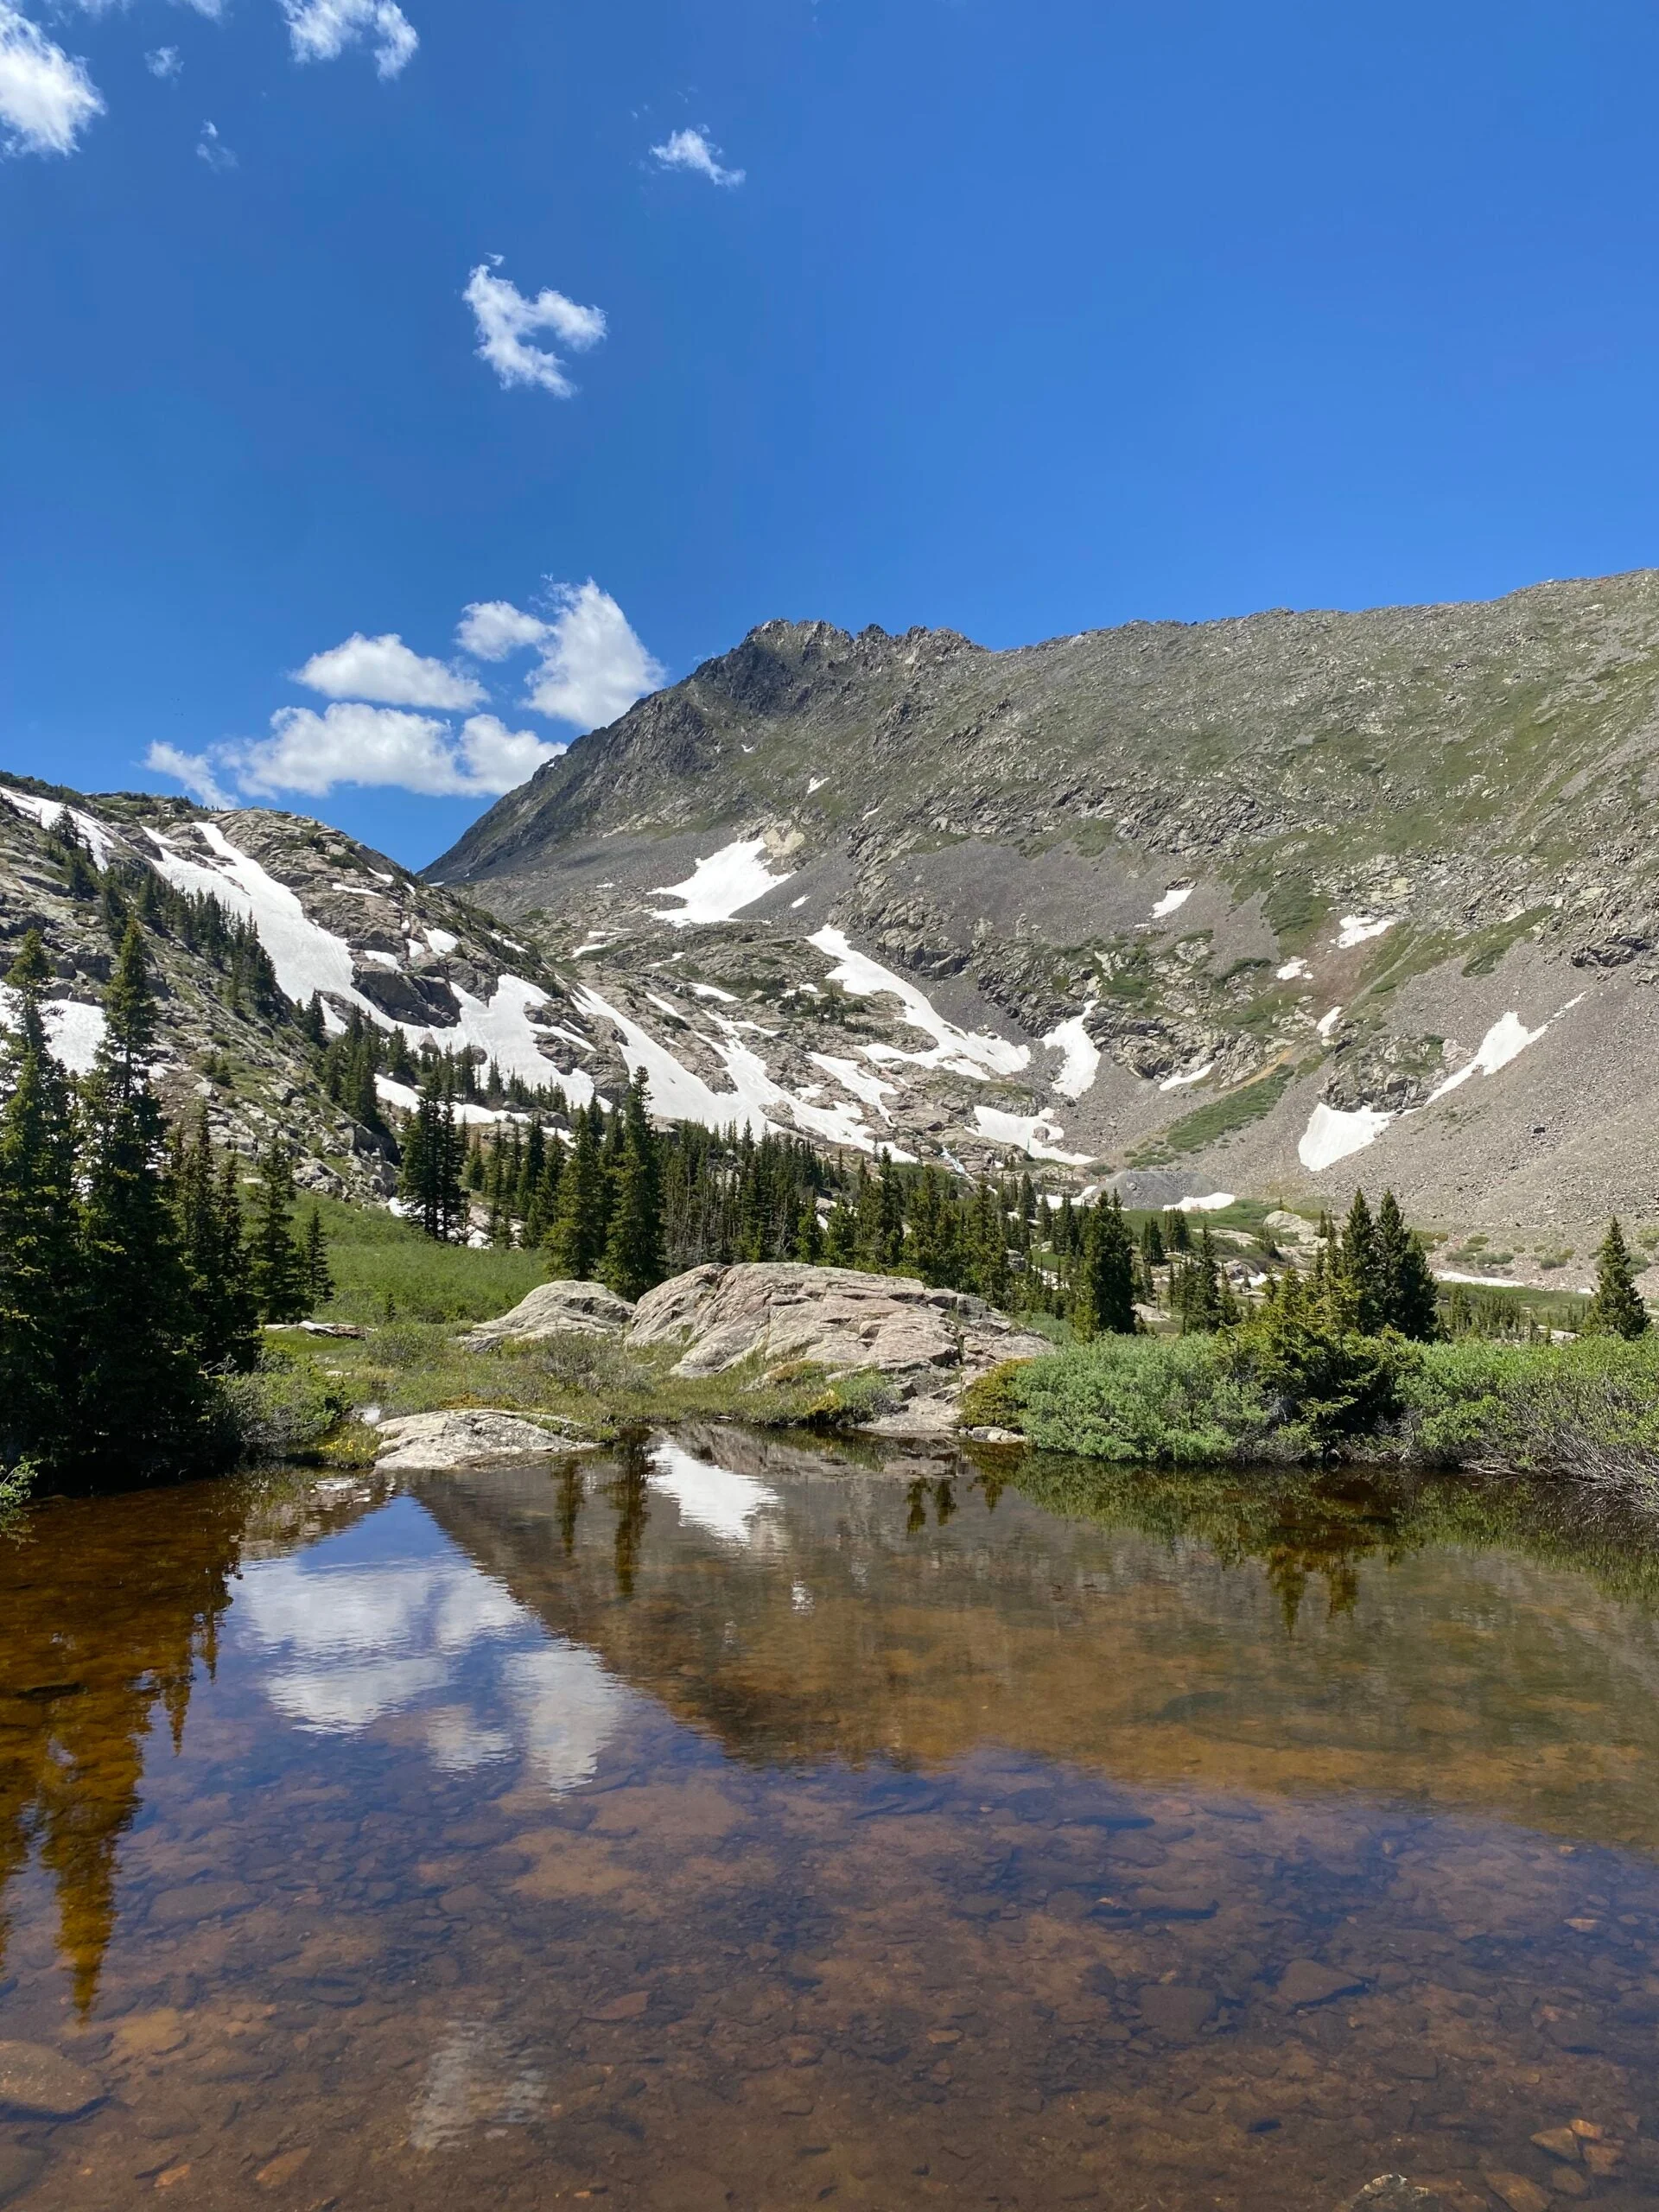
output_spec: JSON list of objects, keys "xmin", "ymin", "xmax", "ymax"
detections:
[
  {"xmin": 601, "ymin": 1073, "xmax": 665, "ymax": 1301},
  {"xmin": 1375, "ymin": 1189, "xmax": 1440, "ymax": 1340},
  {"xmin": 399, "ymin": 1066, "xmax": 465, "ymax": 1241},
  {"xmin": 1340, "ymin": 1189, "xmax": 1382, "ymax": 1333},
  {"xmin": 1584, "ymin": 1217, "xmax": 1649, "ymax": 1339},
  {"xmin": 302, "ymin": 1205, "xmax": 334, "ymax": 1308},
  {"xmin": 548, "ymin": 1109, "xmax": 607, "ymax": 1280},
  {"xmin": 72, "ymin": 930, "xmax": 213, "ymax": 1478},
  {"xmin": 1080, "ymin": 1192, "xmax": 1137, "ymax": 1336},
  {"xmin": 250, "ymin": 1141, "xmax": 309, "ymax": 1322},
  {"xmin": 0, "ymin": 932, "xmax": 79, "ymax": 1470},
  {"xmin": 171, "ymin": 1104, "xmax": 257, "ymax": 1368}
]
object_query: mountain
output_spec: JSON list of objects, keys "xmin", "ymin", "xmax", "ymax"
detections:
[{"xmin": 426, "ymin": 570, "xmax": 1659, "ymax": 1268}]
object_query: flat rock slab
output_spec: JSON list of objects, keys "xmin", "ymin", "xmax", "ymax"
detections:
[
  {"xmin": 1136, "ymin": 1985, "xmax": 1216, "ymax": 2037},
  {"xmin": 0, "ymin": 2041, "xmax": 104, "ymax": 2120},
  {"xmin": 1339, "ymin": 2182, "xmax": 1444, "ymax": 2212},
  {"xmin": 1278, "ymin": 1958, "xmax": 1369, "ymax": 2007},
  {"xmin": 375, "ymin": 1410, "xmax": 595, "ymax": 1472},
  {"xmin": 461, "ymin": 1281, "xmax": 635, "ymax": 1349}
]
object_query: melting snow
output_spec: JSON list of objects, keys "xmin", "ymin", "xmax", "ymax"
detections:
[
  {"xmin": 147, "ymin": 821, "xmax": 362, "ymax": 1008},
  {"xmin": 1276, "ymin": 957, "xmax": 1310, "ymax": 982},
  {"xmin": 1298, "ymin": 1102, "xmax": 1394, "ymax": 1172},
  {"xmin": 689, "ymin": 982, "xmax": 737, "ymax": 1002},
  {"xmin": 1335, "ymin": 915, "xmax": 1397, "ymax": 950},
  {"xmin": 425, "ymin": 928, "xmax": 459, "ymax": 956},
  {"xmin": 2, "ymin": 788, "xmax": 117, "ymax": 869},
  {"xmin": 573, "ymin": 944, "xmax": 607, "ymax": 958},
  {"xmin": 1043, "ymin": 1007, "xmax": 1101, "ymax": 1099},
  {"xmin": 810, "ymin": 1054, "xmax": 898, "ymax": 1119},
  {"xmin": 1150, "ymin": 884, "xmax": 1194, "ymax": 919},
  {"xmin": 654, "ymin": 838, "xmax": 796, "ymax": 927},
  {"xmin": 1316, "ymin": 1007, "xmax": 1344, "ymax": 1039},
  {"xmin": 1160, "ymin": 1060, "xmax": 1213, "ymax": 1093},
  {"xmin": 810, "ymin": 928, "xmax": 1030, "ymax": 1078},
  {"xmin": 806, "ymin": 776, "xmax": 828, "ymax": 795},
  {"xmin": 1169, "ymin": 1192, "xmax": 1236, "ymax": 1213},
  {"xmin": 0, "ymin": 990, "xmax": 107, "ymax": 1076},
  {"xmin": 648, "ymin": 1439, "xmax": 780, "ymax": 1548},
  {"xmin": 1427, "ymin": 1010, "xmax": 1547, "ymax": 1103},
  {"xmin": 972, "ymin": 1105, "xmax": 1093, "ymax": 1166}
]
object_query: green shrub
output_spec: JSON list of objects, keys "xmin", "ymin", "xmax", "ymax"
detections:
[
  {"xmin": 959, "ymin": 1361, "xmax": 1031, "ymax": 1431},
  {"xmin": 1402, "ymin": 1335, "xmax": 1659, "ymax": 1489},
  {"xmin": 1002, "ymin": 1335, "xmax": 1274, "ymax": 1465},
  {"xmin": 1221, "ymin": 1301, "xmax": 1417, "ymax": 1455},
  {"xmin": 219, "ymin": 1352, "xmax": 346, "ymax": 1465}
]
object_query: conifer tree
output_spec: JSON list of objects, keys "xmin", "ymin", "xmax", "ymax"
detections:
[
  {"xmin": 398, "ymin": 1066, "xmax": 465, "ymax": 1241},
  {"xmin": 171, "ymin": 1104, "xmax": 257, "ymax": 1368},
  {"xmin": 548, "ymin": 1109, "xmax": 607, "ymax": 1279},
  {"xmin": 1584, "ymin": 1217, "xmax": 1649, "ymax": 1339},
  {"xmin": 1340, "ymin": 1188, "xmax": 1382, "ymax": 1334},
  {"xmin": 1374, "ymin": 1189, "xmax": 1440, "ymax": 1340},
  {"xmin": 250, "ymin": 1141, "xmax": 309, "ymax": 1323},
  {"xmin": 0, "ymin": 932, "xmax": 79, "ymax": 1470},
  {"xmin": 1080, "ymin": 1192, "xmax": 1137, "ymax": 1337},
  {"xmin": 601, "ymin": 1073, "xmax": 665, "ymax": 1300},
  {"xmin": 302, "ymin": 1205, "xmax": 334, "ymax": 1309}
]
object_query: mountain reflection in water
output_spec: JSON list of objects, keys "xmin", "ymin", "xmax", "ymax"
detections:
[{"xmin": 0, "ymin": 1440, "xmax": 1658, "ymax": 2210}]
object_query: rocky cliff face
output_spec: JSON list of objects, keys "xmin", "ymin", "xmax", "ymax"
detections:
[{"xmin": 420, "ymin": 572, "xmax": 1659, "ymax": 1260}]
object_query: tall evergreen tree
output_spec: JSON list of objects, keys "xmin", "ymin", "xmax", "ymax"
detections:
[
  {"xmin": 1374, "ymin": 1189, "xmax": 1440, "ymax": 1340},
  {"xmin": 171, "ymin": 1104, "xmax": 258, "ymax": 1368},
  {"xmin": 1080, "ymin": 1192, "xmax": 1137, "ymax": 1336},
  {"xmin": 601, "ymin": 1074, "xmax": 665, "ymax": 1300},
  {"xmin": 548, "ymin": 1109, "xmax": 607, "ymax": 1279},
  {"xmin": 1339, "ymin": 1189, "xmax": 1382, "ymax": 1333},
  {"xmin": 1584, "ymin": 1217, "xmax": 1649, "ymax": 1339},
  {"xmin": 250, "ymin": 1141, "xmax": 309, "ymax": 1324},
  {"xmin": 302, "ymin": 1205, "xmax": 334, "ymax": 1309},
  {"xmin": 0, "ymin": 932, "xmax": 79, "ymax": 1470},
  {"xmin": 398, "ymin": 1065, "xmax": 465, "ymax": 1241}
]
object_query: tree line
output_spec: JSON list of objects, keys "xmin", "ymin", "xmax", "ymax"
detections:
[{"xmin": 0, "ymin": 928, "xmax": 328, "ymax": 1486}]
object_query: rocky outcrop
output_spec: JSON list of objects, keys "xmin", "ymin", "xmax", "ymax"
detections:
[
  {"xmin": 627, "ymin": 1262, "xmax": 1052, "ymax": 1435},
  {"xmin": 461, "ymin": 1281, "xmax": 635, "ymax": 1349},
  {"xmin": 372, "ymin": 1409, "xmax": 594, "ymax": 1472}
]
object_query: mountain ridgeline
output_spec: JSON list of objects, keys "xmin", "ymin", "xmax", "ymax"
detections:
[{"xmin": 8, "ymin": 569, "xmax": 1659, "ymax": 1269}]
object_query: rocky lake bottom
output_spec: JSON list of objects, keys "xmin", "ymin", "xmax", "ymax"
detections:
[{"xmin": 3, "ymin": 1434, "xmax": 1659, "ymax": 2210}]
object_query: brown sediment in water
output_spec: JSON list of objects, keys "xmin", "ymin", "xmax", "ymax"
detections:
[{"xmin": 0, "ymin": 1444, "xmax": 1657, "ymax": 2209}]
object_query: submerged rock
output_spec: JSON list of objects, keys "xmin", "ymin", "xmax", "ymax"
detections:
[
  {"xmin": 1338, "ymin": 2183, "xmax": 1443, "ymax": 2212},
  {"xmin": 0, "ymin": 2040, "xmax": 103, "ymax": 2120},
  {"xmin": 627, "ymin": 1262, "xmax": 1050, "ymax": 1435},
  {"xmin": 373, "ymin": 1409, "xmax": 594, "ymax": 1472},
  {"xmin": 461, "ymin": 1281, "xmax": 636, "ymax": 1349}
]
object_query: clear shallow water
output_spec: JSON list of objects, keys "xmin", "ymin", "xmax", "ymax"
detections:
[{"xmin": 3, "ymin": 1437, "xmax": 1659, "ymax": 2209}]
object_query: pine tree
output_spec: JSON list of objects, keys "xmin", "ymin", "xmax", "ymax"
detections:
[
  {"xmin": 398, "ymin": 1066, "xmax": 465, "ymax": 1241},
  {"xmin": 601, "ymin": 1073, "xmax": 665, "ymax": 1301},
  {"xmin": 1374, "ymin": 1189, "xmax": 1440, "ymax": 1340},
  {"xmin": 71, "ymin": 932, "xmax": 213, "ymax": 1478},
  {"xmin": 302, "ymin": 1205, "xmax": 334, "ymax": 1308},
  {"xmin": 1080, "ymin": 1192, "xmax": 1137, "ymax": 1336},
  {"xmin": 548, "ymin": 1109, "xmax": 607, "ymax": 1280},
  {"xmin": 171, "ymin": 1104, "xmax": 257, "ymax": 1368},
  {"xmin": 0, "ymin": 932, "xmax": 79, "ymax": 1470},
  {"xmin": 250, "ymin": 1141, "xmax": 309, "ymax": 1322},
  {"xmin": 1338, "ymin": 1189, "xmax": 1382, "ymax": 1333},
  {"xmin": 1584, "ymin": 1217, "xmax": 1649, "ymax": 1339}
]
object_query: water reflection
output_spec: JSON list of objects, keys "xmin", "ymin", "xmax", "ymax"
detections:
[{"xmin": 3, "ymin": 1443, "xmax": 1659, "ymax": 2209}]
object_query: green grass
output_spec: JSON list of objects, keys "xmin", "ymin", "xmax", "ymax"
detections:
[
  {"xmin": 308, "ymin": 1194, "xmax": 551, "ymax": 1325},
  {"xmin": 1131, "ymin": 1063, "xmax": 1294, "ymax": 1165}
]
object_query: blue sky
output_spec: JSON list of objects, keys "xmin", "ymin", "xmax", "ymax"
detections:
[{"xmin": 6, "ymin": 0, "xmax": 1659, "ymax": 866}]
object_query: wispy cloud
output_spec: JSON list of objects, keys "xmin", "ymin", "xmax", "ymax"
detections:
[
  {"xmin": 463, "ymin": 260, "xmax": 606, "ymax": 398},
  {"xmin": 0, "ymin": 3, "xmax": 103, "ymax": 157},
  {"xmin": 650, "ymin": 126, "xmax": 744, "ymax": 188},
  {"xmin": 143, "ymin": 743, "xmax": 231, "ymax": 810},
  {"xmin": 523, "ymin": 582, "xmax": 664, "ymax": 732},
  {"xmin": 294, "ymin": 632, "xmax": 486, "ymax": 710},
  {"xmin": 145, "ymin": 44, "xmax": 181, "ymax": 79},
  {"xmin": 196, "ymin": 117, "xmax": 235, "ymax": 169},
  {"xmin": 278, "ymin": 0, "xmax": 416, "ymax": 79}
]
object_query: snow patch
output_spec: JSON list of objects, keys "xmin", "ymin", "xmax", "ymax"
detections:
[
  {"xmin": 810, "ymin": 927, "xmax": 1030, "ymax": 1079},
  {"xmin": 1160, "ymin": 1060, "xmax": 1213, "ymax": 1093},
  {"xmin": 1168, "ymin": 1192, "xmax": 1236, "ymax": 1213},
  {"xmin": 972, "ymin": 1105, "xmax": 1093, "ymax": 1166},
  {"xmin": 2, "ymin": 788, "xmax": 117, "ymax": 869},
  {"xmin": 1335, "ymin": 914, "xmax": 1397, "ymax": 950},
  {"xmin": 806, "ymin": 776, "xmax": 827, "ymax": 795},
  {"xmin": 653, "ymin": 838, "xmax": 795, "ymax": 927},
  {"xmin": 688, "ymin": 982, "xmax": 737, "ymax": 1002},
  {"xmin": 1150, "ymin": 884, "xmax": 1194, "ymax": 920},
  {"xmin": 1427, "ymin": 1010, "xmax": 1547, "ymax": 1103},
  {"xmin": 0, "ymin": 991, "xmax": 108, "ymax": 1077},
  {"xmin": 147, "ymin": 821, "xmax": 362, "ymax": 1009},
  {"xmin": 425, "ymin": 928, "xmax": 459, "ymax": 956},
  {"xmin": 1276, "ymin": 958, "xmax": 1310, "ymax": 982},
  {"xmin": 572, "ymin": 944, "xmax": 607, "ymax": 958},
  {"xmin": 1316, "ymin": 1006, "xmax": 1344, "ymax": 1039},
  {"xmin": 1298, "ymin": 1101, "xmax": 1394, "ymax": 1172},
  {"xmin": 1043, "ymin": 1007, "xmax": 1101, "ymax": 1099},
  {"xmin": 648, "ymin": 1439, "xmax": 779, "ymax": 1548},
  {"xmin": 810, "ymin": 1054, "xmax": 898, "ymax": 1119}
]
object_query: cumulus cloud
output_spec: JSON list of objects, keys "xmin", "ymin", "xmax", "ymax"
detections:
[
  {"xmin": 196, "ymin": 117, "xmax": 234, "ymax": 169},
  {"xmin": 456, "ymin": 599, "xmax": 548, "ymax": 662},
  {"xmin": 278, "ymin": 0, "xmax": 416, "ymax": 77},
  {"xmin": 144, "ymin": 743, "xmax": 231, "ymax": 809},
  {"xmin": 463, "ymin": 260, "xmax": 606, "ymax": 398},
  {"xmin": 457, "ymin": 715, "xmax": 566, "ymax": 790},
  {"xmin": 294, "ymin": 631, "xmax": 486, "ymax": 710},
  {"xmin": 523, "ymin": 581, "xmax": 664, "ymax": 732},
  {"xmin": 145, "ymin": 45, "xmax": 181, "ymax": 79},
  {"xmin": 650, "ymin": 126, "xmax": 744, "ymax": 188},
  {"xmin": 0, "ymin": 4, "xmax": 103, "ymax": 157}
]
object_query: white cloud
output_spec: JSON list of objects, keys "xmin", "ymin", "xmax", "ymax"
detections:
[
  {"xmin": 463, "ymin": 260, "xmax": 606, "ymax": 398},
  {"xmin": 523, "ymin": 581, "xmax": 664, "ymax": 732},
  {"xmin": 145, "ymin": 743, "xmax": 232, "ymax": 809},
  {"xmin": 294, "ymin": 631, "xmax": 486, "ymax": 710},
  {"xmin": 229, "ymin": 702, "xmax": 558, "ymax": 799},
  {"xmin": 196, "ymin": 117, "xmax": 234, "ymax": 169},
  {"xmin": 458, "ymin": 715, "xmax": 566, "ymax": 791},
  {"xmin": 145, "ymin": 45, "xmax": 181, "ymax": 78},
  {"xmin": 456, "ymin": 599, "xmax": 548, "ymax": 661},
  {"xmin": 278, "ymin": 0, "xmax": 416, "ymax": 77},
  {"xmin": 650, "ymin": 126, "xmax": 744, "ymax": 188},
  {"xmin": 0, "ymin": 4, "xmax": 103, "ymax": 156}
]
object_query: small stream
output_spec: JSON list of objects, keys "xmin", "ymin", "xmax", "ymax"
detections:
[{"xmin": 2, "ymin": 1432, "xmax": 1658, "ymax": 2209}]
